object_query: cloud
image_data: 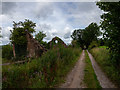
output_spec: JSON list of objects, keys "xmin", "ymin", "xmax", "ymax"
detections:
[
  {"xmin": 0, "ymin": 26, "xmax": 13, "ymax": 45},
  {"xmin": 33, "ymin": 3, "xmax": 54, "ymax": 19},
  {"xmin": 1, "ymin": 2, "xmax": 103, "ymax": 45},
  {"xmin": 2, "ymin": 2, "xmax": 17, "ymax": 15},
  {"xmin": 64, "ymin": 31, "xmax": 71, "ymax": 39}
]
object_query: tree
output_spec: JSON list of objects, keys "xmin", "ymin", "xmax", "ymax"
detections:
[
  {"xmin": 35, "ymin": 31, "xmax": 48, "ymax": 48},
  {"xmin": 96, "ymin": 2, "xmax": 120, "ymax": 67},
  {"xmin": 35, "ymin": 31, "xmax": 46, "ymax": 43},
  {"xmin": 83, "ymin": 23, "xmax": 100, "ymax": 48},
  {"xmin": 10, "ymin": 19, "xmax": 36, "ymax": 45},
  {"xmin": 71, "ymin": 23, "xmax": 100, "ymax": 49},
  {"xmin": 10, "ymin": 19, "xmax": 36, "ymax": 58},
  {"xmin": 71, "ymin": 29, "xmax": 84, "ymax": 49}
]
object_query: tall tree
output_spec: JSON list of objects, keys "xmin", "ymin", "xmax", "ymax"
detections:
[
  {"xmin": 71, "ymin": 23, "xmax": 100, "ymax": 49},
  {"xmin": 97, "ymin": 2, "xmax": 120, "ymax": 67},
  {"xmin": 83, "ymin": 23, "xmax": 100, "ymax": 48},
  {"xmin": 10, "ymin": 19, "xmax": 36, "ymax": 45},
  {"xmin": 10, "ymin": 19, "xmax": 36, "ymax": 58},
  {"xmin": 71, "ymin": 29, "xmax": 84, "ymax": 49}
]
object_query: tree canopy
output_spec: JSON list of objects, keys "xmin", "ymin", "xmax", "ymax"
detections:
[
  {"xmin": 96, "ymin": 2, "xmax": 120, "ymax": 67},
  {"xmin": 71, "ymin": 22, "xmax": 100, "ymax": 49},
  {"xmin": 35, "ymin": 31, "xmax": 46, "ymax": 43},
  {"xmin": 10, "ymin": 19, "xmax": 36, "ymax": 45}
]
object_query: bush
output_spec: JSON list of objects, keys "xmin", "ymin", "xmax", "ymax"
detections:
[{"xmin": 2, "ymin": 45, "xmax": 13, "ymax": 60}]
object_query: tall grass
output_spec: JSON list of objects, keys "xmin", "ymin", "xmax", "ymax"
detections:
[
  {"xmin": 84, "ymin": 51, "xmax": 101, "ymax": 88},
  {"xmin": 2, "ymin": 46, "xmax": 81, "ymax": 88},
  {"xmin": 90, "ymin": 48, "xmax": 120, "ymax": 87}
]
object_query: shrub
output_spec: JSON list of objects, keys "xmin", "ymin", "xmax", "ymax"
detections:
[{"xmin": 2, "ymin": 45, "xmax": 13, "ymax": 60}]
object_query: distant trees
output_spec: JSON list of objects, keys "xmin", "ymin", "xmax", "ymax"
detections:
[
  {"xmin": 35, "ymin": 31, "xmax": 48, "ymax": 48},
  {"xmin": 35, "ymin": 31, "xmax": 46, "ymax": 43},
  {"xmin": 71, "ymin": 22, "xmax": 100, "ymax": 49},
  {"xmin": 71, "ymin": 29, "xmax": 84, "ymax": 49},
  {"xmin": 96, "ymin": 2, "xmax": 120, "ymax": 67}
]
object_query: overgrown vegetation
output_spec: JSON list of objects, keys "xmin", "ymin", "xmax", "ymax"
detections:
[
  {"xmin": 84, "ymin": 50, "xmax": 101, "ymax": 88},
  {"xmin": 2, "ymin": 45, "xmax": 13, "ymax": 60},
  {"xmin": 97, "ymin": 1, "xmax": 120, "ymax": 69},
  {"xmin": 90, "ymin": 47, "xmax": 120, "ymax": 87},
  {"xmin": 2, "ymin": 46, "xmax": 81, "ymax": 88}
]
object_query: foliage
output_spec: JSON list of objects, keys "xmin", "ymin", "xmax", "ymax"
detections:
[
  {"xmin": 2, "ymin": 45, "xmax": 13, "ymax": 60},
  {"xmin": 71, "ymin": 22, "xmax": 100, "ymax": 49},
  {"xmin": 88, "ymin": 41, "xmax": 99, "ymax": 50},
  {"xmin": 90, "ymin": 48, "xmax": 120, "ymax": 87},
  {"xmin": 9, "ymin": 19, "xmax": 36, "ymax": 58},
  {"xmin": 71, "ymin": 40, "xmax": 80, "ymax": 48},
  {"xmin": 71, "ymin": 29, "xmax": 84, "ymax": 49},
  {"xmin": 96, "ymin": 2, "xmax": 120, "ymax": 67},
  {"xmin": 83, "ymin": 23, "xmax": 100, "ymax": 48},
  {"xmin": 35, "ymin": 31, "xmax": 48, "ymax": 48},
  {"xmin": 10, "ymin": 19, "xmax": 36, "ymax": 45},
  {"xmin": 84, "ymin": 50, "xmax": 101, "ymax": 88},
  {"xmin": 35, "ymin": 31, "xmax": 46, "ymax": 43},
  {"xmin": 2, "ymin": 46, "xmax": 81, "ymax": 88}
]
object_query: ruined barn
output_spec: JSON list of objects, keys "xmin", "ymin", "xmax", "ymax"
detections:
[
  {"xmin": 48, "ymin": 36, "xmax": 67, "ymax": 48},
  {"xmin": 13, "ymin": 31, "xmax": 46, "ymax": 58}
]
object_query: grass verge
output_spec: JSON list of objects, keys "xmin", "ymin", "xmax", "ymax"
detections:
[
  {"xmin": 84, "ymin": 50, "xmax": 101, "ymax": 88},
  {"xmin": 90, "ymin": 47, "xmax": 120, "ymax": 87}
]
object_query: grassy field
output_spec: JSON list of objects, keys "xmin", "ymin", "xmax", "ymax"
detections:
[
  {"xmin": 84, "ymin": 50, "xmax": 101, "ymax": 88},
  {"xmin": 90, "ymin": 47, "xmax": 120, "ymax": 87},
  {"xmin": 2, "ymin": 46, "xmax": 81, "ymax": 88}
]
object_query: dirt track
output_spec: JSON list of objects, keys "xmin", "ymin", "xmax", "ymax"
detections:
[
  {"xmin": 60, "ymin": 50, "xmax": 117, "ymax": 88},
  {"xmin": 60, "ymin": 50, "xmax": 86, "ymax": 88}
]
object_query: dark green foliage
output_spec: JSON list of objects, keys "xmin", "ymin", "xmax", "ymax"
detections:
[
  {"xmin": 2, "ymin": 46, "xmax": 81, "ymax": 88},
  {"xmin": 90, "ymin": 48, "xmax": 120, "ymax": 87},
  {"xmin": 71, "ymin": 29, "xmax": 84, "ymax": 49},
  {"xmin": 10, "ymin": 19, "xmax": 36, "ymax": 59},
  {"xmin": 2, "ymin": 45, "xmax": 13, "ymax": 60},
  {"xmin": 35, "ymin": 31, "xmax": 48, "ymax": 48},
  {"xmin": 71, "ymin": 23, "xmax": 100, "ymax": 49},
  {"xmin": 14, "ymin": 43, "xmax": 27, "ymax": 59},
  {"xmin": 88, "ymin": 41, "xmax": 99, "ymax": 50},
  {"xmin": 10, "ymin": 19, "xmax": 36, "ymax": 45},
  {"xmin": 96, "ymin": 2, "xmax": 120, "ymax": 67},
  {"xmin": 83, "ymin": 23, "xmax": 100, "ymax": 48},
  {"xmin": 35, "ymin": 31, "xmax": 46, "ymax": 43}
]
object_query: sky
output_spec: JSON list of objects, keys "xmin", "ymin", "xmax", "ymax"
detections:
[{"xmin": 0, "ymin": 1, "xmax": 103, "ymax": 45}]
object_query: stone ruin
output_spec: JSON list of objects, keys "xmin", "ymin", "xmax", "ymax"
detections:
[
  {"xmin": 26, "ymin": 31, "xmax": 47, "ymax": 58},
  {"xmin": 48, "ymin": 36, "xmax": 67, "ymax": 48},
  {"xmin": 13, "ymin": 31, "xmax": 47, "ymax": 58},
  {"xmin": 13, "ymin": 33, "xmax": 67, "ymax": 58}
]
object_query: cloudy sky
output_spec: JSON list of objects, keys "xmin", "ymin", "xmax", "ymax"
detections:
[{"xmin": 0, "ymin": 1, "xmax": 103, "ymax": 45}]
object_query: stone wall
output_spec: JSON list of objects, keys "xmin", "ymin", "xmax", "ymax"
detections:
[
  {"xmin": 26, "ymin": 31, "xmax": 46, "ymax": 58},
  {"xmin": 48, "ymin": 36, "xmax": 67, "ymax": 48}
]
